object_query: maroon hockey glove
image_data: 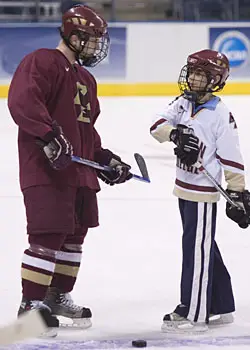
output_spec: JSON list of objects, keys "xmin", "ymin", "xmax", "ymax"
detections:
[
  {"xmin": 170, "ymin": 124, "xmax": 200, "ymax": 167},
  {"xmin": 39, "ymin": 121, "xmax": 73, "ymax": 170},
  {"xmin": 226, "ymin": 190, "xmax": 250, "ymax": 229},
  {"xmin": 97, "ymin": 155, "xmax": 132, "ymax": 186}
]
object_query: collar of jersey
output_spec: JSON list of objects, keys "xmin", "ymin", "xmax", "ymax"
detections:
[{"xmin": 193, "ymin": 96, "xmax": 221, "ymax": 114}]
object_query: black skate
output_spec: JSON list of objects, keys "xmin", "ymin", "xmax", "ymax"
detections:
[
  {"xmin": 44, "ymin": 287, "xmax": 92, "ymax": 329},
  {"xmin": 18, "ymin": 298, "xmax": 59, "ymax": 337}
]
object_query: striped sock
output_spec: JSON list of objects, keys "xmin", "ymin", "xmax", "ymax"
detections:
[
  {"xmin": 50, "ymin": 246, "xmax": 82, "ymax": 292},
  {"xmin": 21, "ymin": 248, "xmax": 56, "ymax": 300}
]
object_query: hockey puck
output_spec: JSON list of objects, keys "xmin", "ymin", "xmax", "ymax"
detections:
[{"xmin": 132, "ymin": 339, "xmax": 147, "ymax": 347}]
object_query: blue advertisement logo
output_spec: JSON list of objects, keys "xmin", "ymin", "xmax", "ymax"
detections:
[
  {"xmin": 213, "ymin": 31, "xmax": 249, "ymax": 68},
  {"xmin": 0, "ymin": 25, "xmax": 126, "ymax": 80},
  {"xmin": 210, "ymin": 27, "xmax": 250, "ymax": 78}
]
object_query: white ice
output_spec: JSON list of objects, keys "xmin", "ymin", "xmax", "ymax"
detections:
[{"xmin": 0, "ymin": 96, "xmax": 250, "ymax": 349}]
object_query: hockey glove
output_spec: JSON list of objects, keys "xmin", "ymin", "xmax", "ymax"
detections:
[
  {"xmin": 226, "ymin": 189, "xmax": 250, "ymax": 229},
  {"xmin": 38, "ymin": 121, "xmax": 73, "ymax": 170},
  {"xmin": 170, "ymin": 124, "xmax": 200, "ymax": 167},
  {"xmin": 97, "ymin": 155, "xmax": 132, "ymax": 186}
]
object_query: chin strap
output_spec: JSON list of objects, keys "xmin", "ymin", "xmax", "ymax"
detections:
[{"xmin": 184, "ymin": 90, "xmax": 214, "ymax": 104}]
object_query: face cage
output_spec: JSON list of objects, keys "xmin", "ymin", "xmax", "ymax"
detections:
[
  {"xmin": 60, "ymin": 28, "xmax": 110, "ymax": 67},
  {"xmin": 178, "ymin": 65, "xmax": 224, "ymax": 102},
  {"xmin": 77, "ymin": 31, "xmax": 110, "ymax": 67}
]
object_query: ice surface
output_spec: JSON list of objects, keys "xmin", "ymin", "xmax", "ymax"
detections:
[{"xmin": 1, "ymin": 96, "xmax": 250, "ymax": 349}]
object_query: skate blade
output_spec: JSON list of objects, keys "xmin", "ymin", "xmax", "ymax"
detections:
[
  {"xmin": 57, "ymin": 316, "xmax": 92, "ymax": 330},
  {"xmin": 39, "ymin": 328, "xmax": 58, "ymax": 338},
  {"xmin": 162, "ymin": 321, "xmax": 208, "ymax": 334}
]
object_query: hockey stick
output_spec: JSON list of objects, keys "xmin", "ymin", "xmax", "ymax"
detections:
[
  {"xmin": 71, "ymin": 154, "xmax": 150, "ymax": 183},
  {"xmin": 134, "ymin": 153, "xmax": 150, "ymax": 182},
  {"xmin": 195, "ymin": 162, "xmax": 250, "ymax": 226},
  {"xmin": 195, "ymin": 161, "xmax": 242, "ymax": 209},
  {"xmin": 0, "ymin": 310, "xmax": 46, "ymax": 346}
]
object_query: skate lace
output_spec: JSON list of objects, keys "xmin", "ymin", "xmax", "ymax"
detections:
[{"xmin": 60, "ymin": 293, "xmax": 82, "ymax": 311}]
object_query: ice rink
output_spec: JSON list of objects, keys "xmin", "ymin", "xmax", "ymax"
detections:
[{"xmin": 1, "ymin": 95, "xmax": 250, "ymax": 349}]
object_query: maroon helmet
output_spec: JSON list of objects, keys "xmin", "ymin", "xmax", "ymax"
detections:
[
  {"xmin": 60, "ymin": 4, "xmax": 110, "ymax": 67},
  {"xmin": 178, "ymin": 49, "xmax": 230, "ymax": 102}
]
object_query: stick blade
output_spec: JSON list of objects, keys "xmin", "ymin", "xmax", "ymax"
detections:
[
  {"xmin": 0, "ymin": 310, "xmax": 47, "ymax": 346},
  {"xmin": 134, "ymin": 153, "xmax": 150, "ymax": 182}
]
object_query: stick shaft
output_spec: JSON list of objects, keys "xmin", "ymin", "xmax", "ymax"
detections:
[
  {"xmin": 195, "ymin": 162, "xmax": 240, "ymax": 208},
  {"xmin": 71, "ymin": 155, "xmax": 150, "ymax": 183}
]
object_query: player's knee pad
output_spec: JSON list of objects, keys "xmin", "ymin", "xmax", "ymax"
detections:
[{"xmin": 28, "ymin": 232, "xmax": 67, "ymax": 251}]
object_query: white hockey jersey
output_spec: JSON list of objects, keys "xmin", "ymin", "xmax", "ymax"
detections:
[{"xmin": 150, "ymin": 95, "xmax": 245, "ymax": 203}]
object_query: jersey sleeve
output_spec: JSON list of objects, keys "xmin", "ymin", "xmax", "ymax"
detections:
[
  {"xmin": 216, "ymin": 111, "xmax": 245, "ymax": 191},
  {"xmin": 150, "ymin": 97, "xmax": 180, "ymax": 143},
  {"xmin": 8, "ymin": 50, "xmax": 58, "ymax": 138}
]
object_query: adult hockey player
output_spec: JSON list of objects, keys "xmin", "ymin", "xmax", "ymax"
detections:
[
  {"xmin": 150, "ymin": 49, "xmax": 250, "ymax": 333},
  {"xmin": 8, "ymin": 4, "xmax": 132, "ymax": 333}
]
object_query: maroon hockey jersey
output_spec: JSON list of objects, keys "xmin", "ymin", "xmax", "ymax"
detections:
[{"xmin": 8, "ymin": 49, "xmax": 112, "ymax": 190}]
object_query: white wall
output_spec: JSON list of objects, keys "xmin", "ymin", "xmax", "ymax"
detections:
[{"xmin": 125, "ymin": 22, "xmax": 250, "ymax": 83}]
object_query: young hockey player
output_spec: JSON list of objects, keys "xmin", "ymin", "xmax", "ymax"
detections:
[{"xmin": 150, "ymin": 49, "xmax": 250, "ymax": 333}]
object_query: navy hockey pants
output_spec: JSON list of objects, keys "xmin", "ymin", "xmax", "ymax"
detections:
[{"xmin": 174, "ymin": 199, "xmax": 235, "ymax": 323}]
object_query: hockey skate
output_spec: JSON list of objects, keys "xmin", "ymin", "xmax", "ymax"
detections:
[
  {"xmin": 162, "ymin": 311, "xmax": 234, "ymax": 333},
  {"xmin": 161, "ymin": 312, "xmax": 208, "ymax": 333},
  {"xmin": 44, "ymin": 287, "xmax": 92, "ymax": 329},
  {"xmin": 18, "ymin": 298, "xmax": 59, "ymax": 337}
]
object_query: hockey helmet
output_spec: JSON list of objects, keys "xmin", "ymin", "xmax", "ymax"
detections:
[
  {"xmin": 60, "ymin": 4, "xmax": 110, "ymax": 67},
  {"xmin": 178, "ymin": 49, "xmax": 230, "ymax": 102}
]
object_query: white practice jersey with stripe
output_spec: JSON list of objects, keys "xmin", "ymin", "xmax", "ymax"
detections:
[{"xmin": 150, "ymin": 95, "xmax": 245, "ymax": 203}]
